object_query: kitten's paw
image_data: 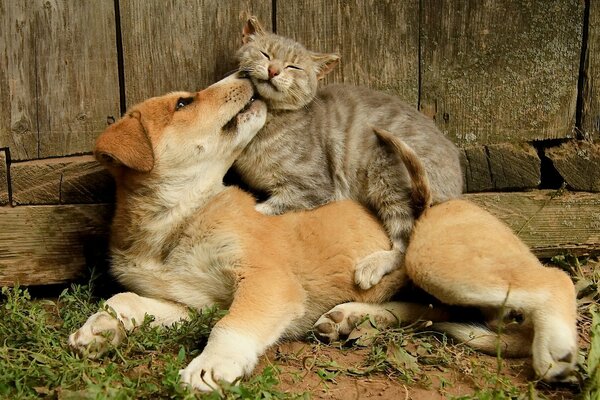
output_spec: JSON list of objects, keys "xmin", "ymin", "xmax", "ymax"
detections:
[
  {"xmin": 355, "ymin": 249, "xmax": 401, "ymax": 289},
  {"xmin": 532, "ymin": 317, "xmax": 578, "ymax": 382},
  {"xmin": 255, "ymin": 202, "xmax": 281, "ymax": 215},
  {"xmin": 68, "ymin": 311, "xmax": 125, "ymax": 359},
  {"xmin": 179, "ymin": 328, "xmax": 259, "ymax": 392}
]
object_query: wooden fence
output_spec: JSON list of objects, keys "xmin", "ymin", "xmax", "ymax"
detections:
[{"xmin": 1, "ymin": 0, "xmax": 599, "ymax": 285}]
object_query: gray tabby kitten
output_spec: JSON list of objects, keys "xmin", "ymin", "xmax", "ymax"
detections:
[{"xmin": 235, "ymin": 18, "xmax": 463, "ymax": 289}]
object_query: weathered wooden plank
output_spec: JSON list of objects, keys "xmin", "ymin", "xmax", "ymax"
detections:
[
  {"xmin": 486, "ymin": 143, "xmax": 541, "ymax": 190},
  {"xmin": 0, "ymin": 150, "xmax": 9, "ymax": 205},
  {"xmin": 0, "ymin": 1, "xmax": 38, "ymax": 160},
  {"xmin": 546, "ymin": 142, "xmax": 600, "ymax": 192},
  {"xmin": 277, "ymin": 0, "xmax": 419, "ymax": 105},
  {"xmin": 421, "ymin": 0, "xmax": 583, "ymax": 145},
  {"xmin": 0, "ymin": 1, "xmax": 120, "ymax": 160},
  {"xmin": 36, "ymin": 0, "xmax": 120, "ymax": 158},
  {"xmin": 461, "ymin": 146, "xmax": 493, "ymax": 193},
  {"xmin": 582, "ymin": 0, "xmax": 600, "ymax": 141},
  {"xmin": 1, "ymin": 191, "xmax": 597, "ymax": 286},
  {"xmin": 121, "ymin": 0, "xmax": 271, "ymax": 107},
  {"xmin": 11, "ymin": 156, "xmax": 114, "ymax": 205},
  {"xmin": 466, "ymin": 191, "xmax": 600, "ymax": 258},
  {"xmin": 0, "ymin": 204, "xmax": 113, "ymax": 286}
]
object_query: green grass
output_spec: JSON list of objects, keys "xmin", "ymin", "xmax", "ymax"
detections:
[
  {"xmin": 1, "ymin": 256, "xmax": 598, "ymax": 399},
  {"xmin": 0, "ymin": 284, "xmax": 305, "ymax": 399}
]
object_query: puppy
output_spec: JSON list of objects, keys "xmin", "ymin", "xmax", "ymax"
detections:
[
  {"xmin": 68, "ymin": 75, "xmax": 413, "ymax": 391},
  {"xmin": 314, "ymin": 128, "xmax": 579, "ymax": 383}
]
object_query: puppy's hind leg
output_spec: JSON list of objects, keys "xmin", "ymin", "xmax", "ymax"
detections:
[
  {"xmin": 68, "ymin": 292, "xmax": 190, "ymax": 358},
  {"xmin": 408, "ymin": 259, "xmax": 578, "ymax": 382}
]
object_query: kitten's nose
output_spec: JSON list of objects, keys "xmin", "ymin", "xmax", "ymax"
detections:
[{"xmin": 268, "ymin": 65, "xmax": 280, "ymax": 79}]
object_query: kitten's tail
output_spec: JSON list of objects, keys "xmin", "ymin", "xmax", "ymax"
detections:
[{"xmin": 373, "ymin": 128, "xmax": 432, "ymax": 215}]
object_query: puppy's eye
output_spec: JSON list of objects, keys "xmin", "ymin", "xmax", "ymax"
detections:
[
  {"xmin": 175, "ymin": 97, "xmax": 194, "ymax": 111},
  {"xmin": 286, "ymin": 65, "xmax": 302, "ymax": 70},
  {"xmin": 260, "ymin": 51, "xmax": 271, "ymax": 60}
]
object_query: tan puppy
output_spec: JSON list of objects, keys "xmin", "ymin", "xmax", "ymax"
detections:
[
  {"xmin": 314, "ymin": 128, "xmax": 578, "ymax": 383},
  {"xmin": 67, "ymin": 75, "xmax": 413, "ymax": 391}
]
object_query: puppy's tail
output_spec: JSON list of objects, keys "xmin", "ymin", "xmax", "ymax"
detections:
[{"xmin": 373, "ymin": 128, "xmax": 432, "ymax": 216}]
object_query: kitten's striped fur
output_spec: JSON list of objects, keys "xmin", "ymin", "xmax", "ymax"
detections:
[{"xmin": 235, "ymin": 18, "xmax": 463, "ymax": 289}]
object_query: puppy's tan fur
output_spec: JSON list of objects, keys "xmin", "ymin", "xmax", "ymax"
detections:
[
  {"xmin": 69, "ymin": 75, "xmax": 409, "ymax": 391},
  {"xmin": 315, "ymin": 128, "xmax": 578, "ymax": 383}
]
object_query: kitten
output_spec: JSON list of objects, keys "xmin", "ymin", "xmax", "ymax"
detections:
[{"xmin": 235, "ymin": 17, "xmax": 463, "ymax": 289}]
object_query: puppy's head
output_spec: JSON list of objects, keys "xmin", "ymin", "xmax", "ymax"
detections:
[{"xmin": 95, "ymin": 75, "xmax": 266, "ymax": 184}]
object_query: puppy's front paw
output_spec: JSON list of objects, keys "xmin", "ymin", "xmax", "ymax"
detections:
[
  {"xmin": 179, "ymin": 352, "xmax": 247, "ymax": 392},
  {"xmin": 68, "ymin": 311, "xmax": 125, "ymax": 359},
  {"xmin": 179, "ymin": 329, "xmax": 259, "ymax": 392},
  {"xmin": 355, "ymin": 249, "xmax": 401, "ymax": 290}
]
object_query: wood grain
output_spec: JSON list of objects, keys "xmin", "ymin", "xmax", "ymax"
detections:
[
  {"xmin": 581, "ymin": 0, "xmax": 600, "ymax": 140},
  {"xmin": 36, "ymin": 0, "xmax": 120, "ymax": 158},
  {"xmin": 277, "ymin": 0, "xmax": 419, "ymax": 105},
  {"xmin": 0, "ymin": 1, "xmax": 119, "ymax": 160},
  {"xmin": 0, "ymin": 149, "xmax": 9, "ymax": 205},
  {"xmin": 120, "ymin": 0, "xmax": 271, "ymax": 107},
  {"xmin": 466, "ymin": 191, "xmax": 600, "ymax": 258},
  {"xmin": 11, "ymin": 156, "xmax": 114, "ymax": 205},
  {"xmin": 546, "ymin": 141, "xmax": 600, "ymax": 192},
  {"xmin": 0, "ymin": 204, "xmax": 113, "ymax": 286},
  {"xmin": 486, "ymin": 143, "xmax": 541, "ymax": 190},
  {"xmin": 421, "ymin": 0, "xmax": 583, "ymax": 145},
  {"xmin": 0, "ymin": 1, "xmax": 38, "ymax": 160},
  {"xmin": 461, "ymin": 146, "xmax": 493, "ymax": 192}
]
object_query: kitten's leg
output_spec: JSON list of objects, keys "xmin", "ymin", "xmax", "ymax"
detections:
[
  {"xmin": 68, "ymin": 292, "xmax": 190, "ymax": 358},
  {"xmin": 255, "ymin": 187, "xmax": 330, "ymax": 215},
  {"xmin": 179, "ymin": 270, "xmax": 305, "ymax": 392},
  {"xmin": 354, "ymin": 205, "xmax": 413, "ymax": 289}
]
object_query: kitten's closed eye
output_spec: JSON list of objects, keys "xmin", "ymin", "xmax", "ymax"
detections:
[
  {"xmin": 286, "ymin": 65, "xmax": 303, "ymax": 70},
  {"xmin": 260, "ymin": 51, "xmax": 270, "ymax": 60}
]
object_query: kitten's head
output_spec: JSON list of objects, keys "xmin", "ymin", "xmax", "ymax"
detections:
[{"xmin": 237, "ymin": 17, "xmax": 339, "ymax": 110}]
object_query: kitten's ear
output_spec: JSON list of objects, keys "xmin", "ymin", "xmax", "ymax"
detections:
[
  {"xmin": 94, "ymin": 111, "xmax": 154, "ymax": 173},
  {"xmin": 242, "ymin": 16, "xmax": 266, "ymax": 44},
  {"xmin": 311, "ymin": 52, "xmax": 340, "ymax": 80}
]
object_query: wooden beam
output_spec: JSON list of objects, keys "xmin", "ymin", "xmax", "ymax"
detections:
[
  {"xmin": 277, "ymin": 0, "xmax": 420, "ymax": 106},
  {"xmin": 11, "ymin": 156, "xmax": 114, "ymax": 205},
  {"xmin": 120, "ymin": 0, "xmax": 272, "ymax": 107},
  {"xmin": 420, "ymin": 1, "xmax": 583, "ymax": 145},
  {"xmin": 466, "ymin": 191, "xmax": 600, "ymax": 258},
  {"xmin": 0, "ymin": 149, "xmax": 8, "ymax": 205},
  {"xmin": 0, "ymin": 191, "xmax": 598, "ymax": 286},
  {"xmin": 0, "ymin": 204, "xmax": 113, "ymax": 286},
  {"xmin": 582, "ymin": 0, "xmax": 600, "ymax": 141},
  {"xmin": 545, "ymin": 142, "xmax": 600, "ymax": 192},
  {"xmin": 460, "ymin": 143, "xmax": 540, "ymax": 192}
]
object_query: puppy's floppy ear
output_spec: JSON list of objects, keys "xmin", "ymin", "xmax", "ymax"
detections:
[
  {"xmin": 311, "ymin": 52, "xmax": 340, "ymax": 80},
  {"xmin": 94, "ymin": 112, "xmax": 154, "ymax": 172},
  {"xmin": 242, "ymin": 16, "xmax": 265, "ymax": 44}
]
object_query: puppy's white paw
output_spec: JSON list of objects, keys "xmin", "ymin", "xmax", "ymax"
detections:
[
  {"xmin": 354, "ymin": 249, "xmax": 399, "ymax": 289},
  {"xmin": 68, "ymin": 311, "xmax": 125, "ymax": 359},
  {"xmin": 179, "ymin": 328, "xmax": 259, "ymax": 392},
  {"xmin": 532, "ymin": 318, "xmax": 578, "ymax": 382},
  {"xmin": 313, "ymin": 303, "xmax": 371, "ymax": 342}
]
